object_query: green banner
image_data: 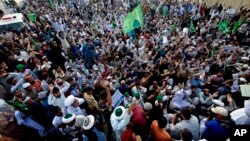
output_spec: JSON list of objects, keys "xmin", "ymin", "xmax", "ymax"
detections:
[
  {"xmin": 49, "ymin": 0, "xmax": 55, "ymax": 9},
  {"xmin": 218, "ymin": 20, "xmax": 230, "ymax": 33},
  {"xmin": 170, "ymin": 21, "xmax": 177, "ymax": 33},
  {"xmin": 233, "ymin": 18, "xmax": 244, "ymax": 32},
  {"xmin": 190, "ymin": 20, "xmax": 196, "ymax": 33},
  {"xmin": 162, "ymin": 5, "xmax": 167, "ymax": 16},
  {"xmin": 28, "ymin": 13, "xmax": 37, "ymax": 22},
  {"xmin": 123, "ymin": 4, "xmax": 144, "ymax": 34}
]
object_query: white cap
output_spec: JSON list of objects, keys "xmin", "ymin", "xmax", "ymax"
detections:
[
  {"xmin": 243, "ymin": 64, "xmax": 249, "ymax": 69},
  {"xmin": 22, "ymin": 96, "xmax": 31, "ymax": 104},
  {"xmin": 65, "ymin": 95, "xmax": 75, "ymax": 107},
  {"xmin": 212, "ymin": 99, "xmax": 225, "ymax": 107},
  {"xmin": 211, "ymin": 106, "xmax": 228, "ymax": 117},
  {"xmin": 22, "ymin": 83, "xmax": 31, "ymax": 89},
  {"xmin": 241, "ymin": 57, "xmax": 249, "ymax": 61},
  {"xmin": 41, "ymin": 65, "xmax": 47, "ymax": 70}
]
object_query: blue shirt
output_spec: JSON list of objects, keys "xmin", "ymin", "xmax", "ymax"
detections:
[
  {"xmin": 191, "ymin": 77, "xmax": 203, "ymax": 88},
  {"xmin": 204, "ymin": 119, "xmax": 231, "ymax": 141},
  {"xmin": 82, "ymin": 128, "xmax": 107, "ymax": 141}
]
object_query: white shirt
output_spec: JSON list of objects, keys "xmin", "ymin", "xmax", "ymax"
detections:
[
  {"xmin": 52, "ymin": 116, "xmax": 63, "ymax": 128},
  {"xmin": 67, "ymin": 106, "xmax": 87, "ymax": 116},
  {"xmin": 131, "ymin": 86, "xmax": 147, "ymax": 95}
]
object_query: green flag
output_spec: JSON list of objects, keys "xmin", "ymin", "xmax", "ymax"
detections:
[
  {"xmin": 6, "ymin": 101, "xmax": 29, "ymax": 112},
  {"xmin": 49, "ymin": 0, "xmax": 55, "ymax": 9},
  {"xmin": 28, "ymin": 13, "xmax": 37, "ymax": 22},
  {"xmin": 190, "ymin": 21, "xmax": 196, "ymax": 33},
  {"xmin": 233, "ymin": 18, "xmax": 244, "ymax": 32},
  {"xmin": 162, "ymin": 6, "xmax": 167, "ymax": 16},
  {"xmin": 218, "ymin": 20, "xmax": 230, "ymax": 33},
  {"xmin": 123, "ymin": 4, "xmax": 144, "ymax": 34},
  {"xmin": 170, "ymin": 21, "xmax": 177, "ymax": 33},
  {"xmin": 112, "ymin": 21, "xmax": 117, "ymax": 29}
]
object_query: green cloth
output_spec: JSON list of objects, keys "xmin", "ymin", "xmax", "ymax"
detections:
[
  {"xmin": 16, "ymin": 64, "xmax": 24, "ymax": 70},
  {"xmin": 124, "ymin": 92, "xmax": 129, "ymax": 97},
  {"xmin": 162, "ymin": 5, "xmax": 167, "ymax": 16},
  {"xmin": 115, "ymin": 108, "xmax": 123, "ymax": 117},
  {"xmin": 156, "ymin": 95, "xmax": 163, "ymax": 101},
  {"xmin": 112, "ymin": 21, "xmax": 117, "ymax": 29},
  {"xmin": 49, "ymin": 0, "xmax": 55, "ymax": 9},
  {"xmin": 64, "ymin": 114, "xmax": 73, "ymax": 119},
  {"xmin": 28, "ymin": 13, "xmax": 37, "ymax": 22},
  {"xmin": 190, "ymin": 20, "xmax": 196, "ymax": 33},
  {"xmin": 123, "ymin": 4, "xmax": 144, "ymax": 34},
  {"xmin": 6, "ymin": 101, "xmax": 29, "ymax": 111},
  {"xmin": 134, "ymin": 92, "xmax": 140, "ymax": 98},
  {"xmin": 170, "ymin": 21, "xmax": 177, "ymax": 33},
  {"xmin": 218, "ymin": 20, "xmax": 230, "ymax": 33},
  {"xmin": 233, "ymin": 18, "xmax": 244, "ymax": 32}
]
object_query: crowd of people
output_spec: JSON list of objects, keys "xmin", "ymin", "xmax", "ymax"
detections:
[{"xmin": 0, "ymin": 0, "xmax": 250, "ymax": 141}]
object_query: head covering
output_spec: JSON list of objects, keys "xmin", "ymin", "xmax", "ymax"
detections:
[
  {"xmin": 240, "ymin": 77, "xmax": 247, "ymax": 83},
  {"xmin": 166, "ymin": 85, "xmax": 172, "ymax": 90},
  {"xmin": 82, "ymin": 115, "xmax": 95, "ymax": 130},
  {"xmin": 143, "ymin": 102, "xmax": 153, "ymax": 111},
  {"xmin": 203, "ymin": 88, "xmax": 209, "ymax": 91},
  {"xmin": 38, "ymin": 91, "xmax": 47, "ymax": 99},
  {"xmin": 241, "ymin": 57, "xmax": 249, "ymax": 61},
  {"xmin": 62, "ymin": 114, "xmax": 76, "ymax": 124},
  {"xmin": 124, "ymin": 92, "xmax": 129, "ymax": 97},
  {"xmin": 42, "ymin": 56, "xmax": 47, "ymax": 60},
  {"xmin": 156, "ymin": 95, "xmax": 163, "ymax": 101},
  {"xmin": 243, "ymin": 64, "xmax": 249, "ymax": 69},
  {"xmin": 41, "ymin": 65, "xmax": 47, "ymax": 70},
  {"xmin": 16, "ymin": 64, "xmax": 25, "ymax": 70},
  {"xmin": 66, "ymin": 66, "xmax": 71, "ymax": 69},
  {"xmin": 211, "ymin": 106, "xmax": 228, "ymax": 117},
  {"xmin": 107, "ymin": 76, "xmax": 112, "ymax": 80},
  {"xmin": 65, "ymin": 95, "xmax": 75, "ymax": 107},
  {"xmin": 162, "ymin": 96, "xmax": 168, "ymax": 101},
  {"xmin": 25, "ymin": 75, "xmax": 33, "ymax": 81},
  {"xmin": 212, "ymin": 99, "xmax": 225, "ymax": 107},
  {"xmin": 113, "ymin": 106, "xmax": 126, "ymax": 120},
  {"xmin": 121, "ymin": 80, "xmax": 126, "ymax": 85},
  {"xmin": 22, "ymin": 83, "xmax": 31, "ymax": 89},
  {"xmin": 56, "ymin": 78, "xmax": 63, "ymax": 84},
  {"xmin": 22, "ymin": 97, "xmax": 31, "ymax": 104},
  {"xmin": 134, "ymin": 92, "xmax": 140, "ymax": 99},
  {"xmin": 93, "ymin": 65, "xmax": 98, "ymax": 71},
  {"xmin": 10, "ymin": 96, "xmax": 17, "ymax": 101}
]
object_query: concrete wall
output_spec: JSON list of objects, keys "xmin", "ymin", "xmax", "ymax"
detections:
[
  {"xmin": 199, "ymin": 0, "xmax": 249, "ymax": 11},
  {"xmin": 177, "ymin": 0, "xmax": 249, "ymax": 11}
]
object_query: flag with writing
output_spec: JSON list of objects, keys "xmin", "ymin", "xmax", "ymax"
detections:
[{"xmin": 123, "ymin": 4, "xmax": 144, "ymax": 34}]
